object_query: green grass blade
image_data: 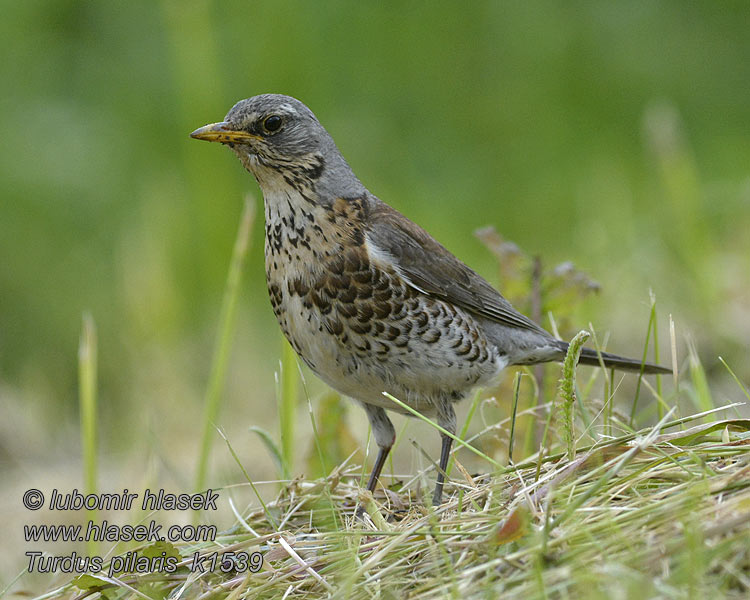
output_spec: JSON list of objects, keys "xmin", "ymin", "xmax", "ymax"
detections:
[
  {"xmin": 559, "ymin": 330, "xmax": 589, "ymax": 461},
  {"xmin": 508, "ymin": 372, "xmax": 522, "ymax": 464},
  {"xmin": 718, "ymin": 356, "xmax": 750, "ymax": 405},
  {"xmin": 248, "ymin": 425, "xmax": 284, "ymax": 475},
  {"xmin": 78, "ymin": 312, "xmax": 98, "ymax": 556},
  {"xmin": 687, "ymin": 339, "xmax": 714, "ymax": 418},
  {"xmin": 382, "ymin": 392, "xmax": 500, "ymax": 468},
  {"xmin": 195, "ymin": 196, "xmax": 255, "ymax": 493},
  {"xmin": 279, "ymin": 337, "xmax": 299, "ymax": 480},
  {"xmin": 630, "ymin": 292, "xmax": 659, "ymax": 424},
  {"xmin": 217, "ymin": 427, "xmax": 278, "ymax": 530}
]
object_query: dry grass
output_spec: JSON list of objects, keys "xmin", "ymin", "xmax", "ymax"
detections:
[{"xmin": 30, "ymin": 396, "xmax": 750, "ymax": 600}]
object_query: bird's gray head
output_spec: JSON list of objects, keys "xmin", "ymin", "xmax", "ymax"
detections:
[{"xmin": 191, "ymin": 94, "xmax": 364, "ymax": 199}]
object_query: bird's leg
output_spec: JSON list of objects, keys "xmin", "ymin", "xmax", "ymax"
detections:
[
  {"xmin": 433, "ymin": 401, "xmax": 457, "ymax": 506},
  {"xmin": 362, "ymin": 403, "xmax": 396, "ymax": 493}
]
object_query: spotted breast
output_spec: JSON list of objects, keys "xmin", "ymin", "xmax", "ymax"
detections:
[{"xmin": 265, "ymin": 192, "xmax": 505, "ymax": 415}]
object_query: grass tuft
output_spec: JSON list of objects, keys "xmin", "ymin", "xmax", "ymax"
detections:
[{"xmin": 41, "ymin": 395, "xmax": 750, "ymax": 600}]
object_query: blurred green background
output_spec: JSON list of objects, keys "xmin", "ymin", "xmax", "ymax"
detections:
[{"xmin": 2, "ymin": 0, "xmax": 750, "ymax": 582}]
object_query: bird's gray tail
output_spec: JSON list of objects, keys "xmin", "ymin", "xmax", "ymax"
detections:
[{"xmin": 563, "ymin": 343, "xmax": 671, "ymax": 374}]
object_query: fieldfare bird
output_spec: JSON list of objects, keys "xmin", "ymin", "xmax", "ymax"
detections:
[{"xmin": 191, "ymin": 94, "xmax": 669, "ymax": 506}]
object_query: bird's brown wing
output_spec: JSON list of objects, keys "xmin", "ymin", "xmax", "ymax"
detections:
[{"xmin": 366, "ymin": 199, "xmax": 549, "ymax": 334}]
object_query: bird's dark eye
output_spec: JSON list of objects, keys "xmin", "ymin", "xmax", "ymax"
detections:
[{"xmin": 263, "ymin": 115, "xmax": 283, "ymax": 133}]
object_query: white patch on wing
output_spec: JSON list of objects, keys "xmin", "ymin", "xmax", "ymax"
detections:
[{"xmin": 364, "ymin": 233, "xmax": 428, "ymax": 294}]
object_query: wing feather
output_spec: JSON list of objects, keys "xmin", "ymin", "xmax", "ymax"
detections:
[{"xmin": 365, "ymin": 198, "xmax": 548, "ymax": 334}]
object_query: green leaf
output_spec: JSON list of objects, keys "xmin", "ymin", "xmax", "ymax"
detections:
[
  {"xmin": 650, "ymin": 419, "xmax": 750, "ymax": 445},
  {"xmin": 72, "ymin": 574, "xmax": 106, "ymax": 590},
  {"xmin": 141, "ymin": 540, "xmax": 181, "ymax": 560},
  {"xmin": 249, "ymin": 425, "xmax": 284, "ymax": 475}
]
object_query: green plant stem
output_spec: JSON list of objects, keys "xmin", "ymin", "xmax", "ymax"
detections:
[
  {"xmin": 508, "ymin": 371, "xmax": 522, "ymax": 464},
  {"xmin": 382, "ymin": 393, "xmax": 501, "ymax": 468},
  {"xmin": 559, "ymin": 331, "xmax": 590, "ymax": 461},
  {"xmin": 195, "ymin": 197, "xmax": 255, "ymax": 494},
  {"xmin": 78, "ymin": 313, "xmax": 98, "ymax": 556},
  {"xmin": 279, "ymin": 337, "xmax": 299, "ymax": 480},
  {"xmin": 631, "ymin": 293, "xmax": 658, "ymax": 425}
]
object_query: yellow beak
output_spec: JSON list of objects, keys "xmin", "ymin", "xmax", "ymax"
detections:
[{"xmin": 190, "ymin": 122, "xmax": 261, "ymax": 144}]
